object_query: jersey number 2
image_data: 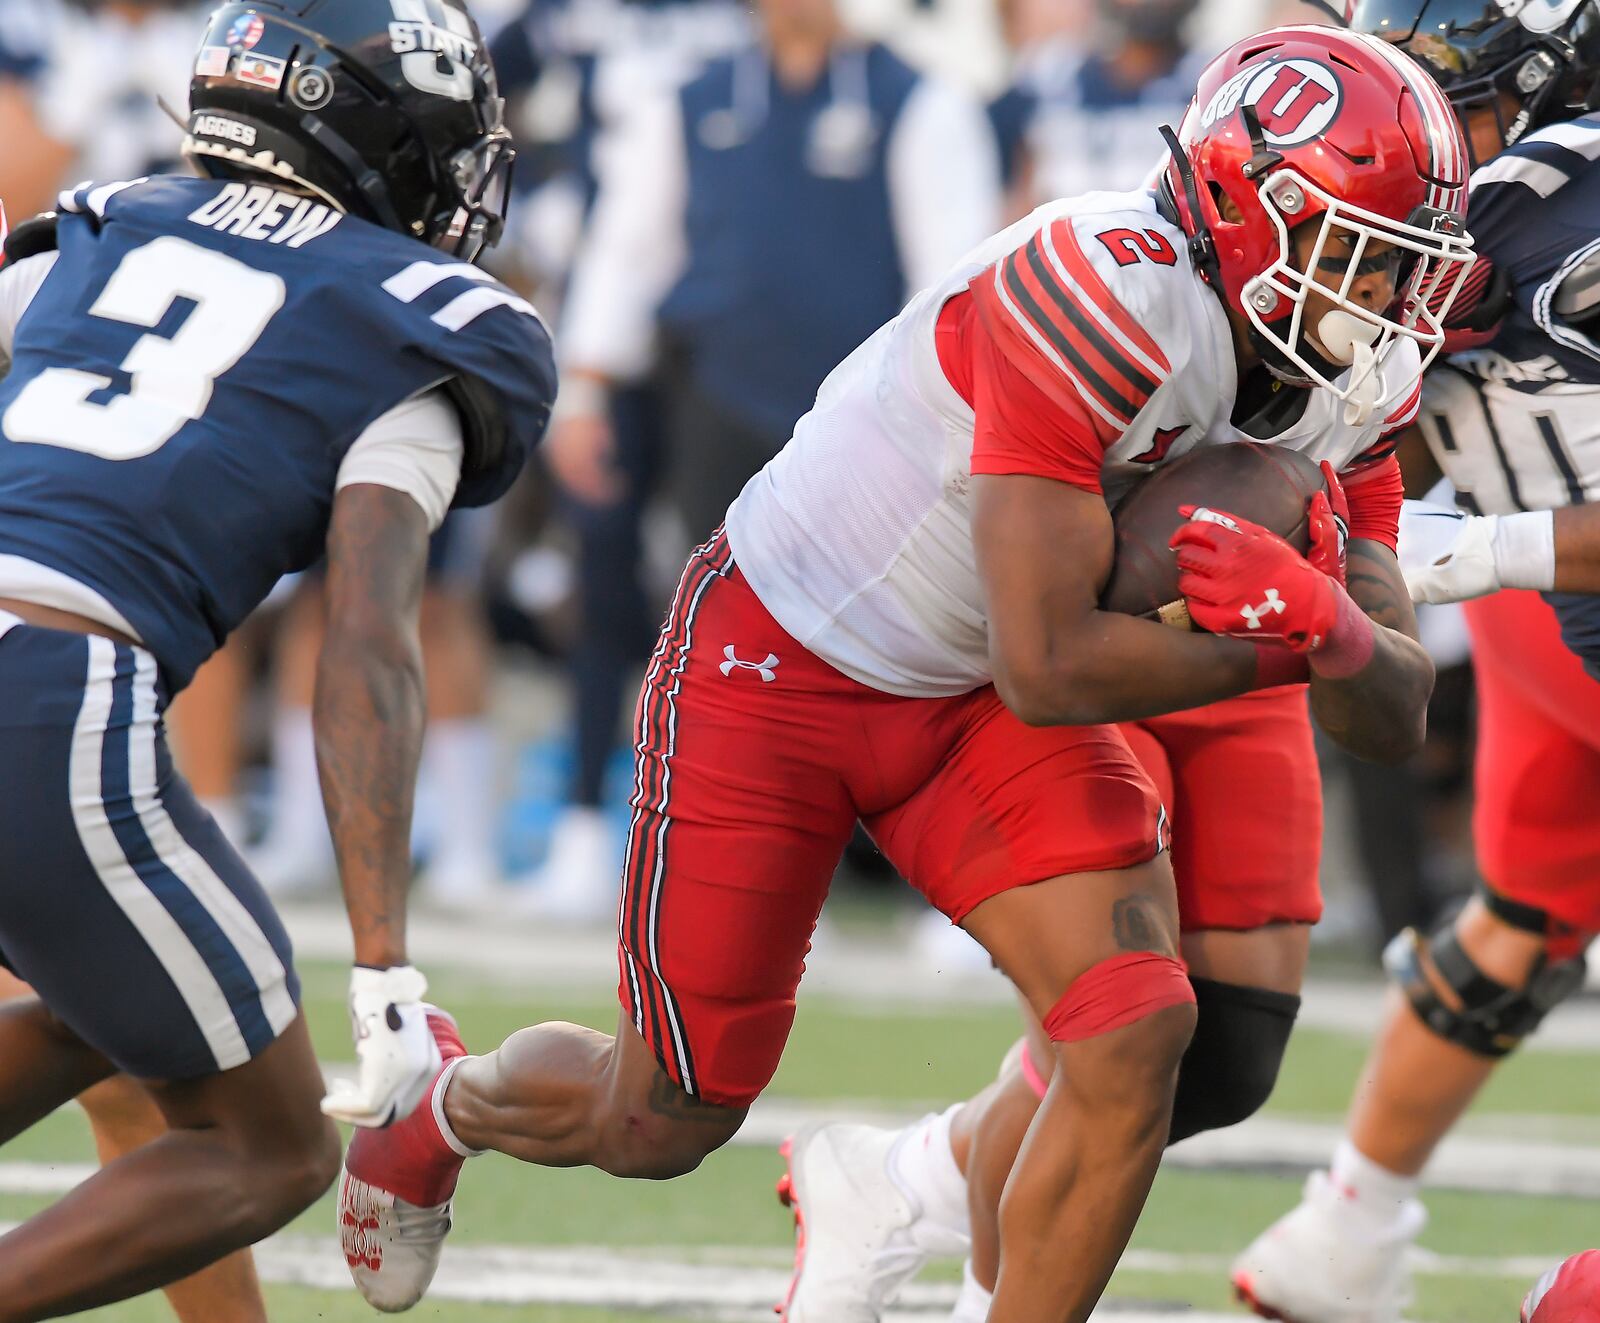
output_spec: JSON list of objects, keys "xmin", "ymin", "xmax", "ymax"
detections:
[
  {"xmin": 1098, "ymin": 228, "xmax": 1179, "ymax": 268},
  {"xmin": 4, "ymin": 237, "xmax": 286, "ymax": 461}
]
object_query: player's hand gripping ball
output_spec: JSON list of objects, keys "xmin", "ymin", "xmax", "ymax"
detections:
[
  {"xmin": 1523, "ymin": 1250, "xmax": 1600, "ymax": 1323},
  {"xmin": 1100, "ymin": 443, "xmax": 1329, "ymax": 623},
  {"xmin": 1170, "ymin": 507, "xmax": 1338, "ymax": 651}
]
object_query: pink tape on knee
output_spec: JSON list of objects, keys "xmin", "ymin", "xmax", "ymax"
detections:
[
  {"xmin": 1019, "ymin": 1038, "xmax": 1050, "ymax": 1100},
  {"xmin": 1043, "ymin": 952, "xmax": 1194, "ymax": 1044}
]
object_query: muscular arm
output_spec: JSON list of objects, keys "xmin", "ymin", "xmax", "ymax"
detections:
[
  {"xmin": 1308, "ymin": 537, "xmax": 1434, "ymax": 764},
  {"xmin": 974, "ymin": 472, "xmax": 1263, "ymax": 726},
  {"xmin": 314, "ymin": 484, "xmax": 430, "ymax": 970}
]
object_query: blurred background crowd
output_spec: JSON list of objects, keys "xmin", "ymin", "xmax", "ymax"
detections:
[{"xmin": 0, "ymin": 0, "xmax": 1487, "ymax": 967}]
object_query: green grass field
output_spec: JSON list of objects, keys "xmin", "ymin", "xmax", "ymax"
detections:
[{"xmin": 7, "ymin": 961, "xmax": 1595, "ymax": 1322}]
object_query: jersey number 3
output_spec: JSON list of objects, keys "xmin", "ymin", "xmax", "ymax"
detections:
[{"xmin": 4, "ymin": 237, "xmax": 287, "ymax": 461}]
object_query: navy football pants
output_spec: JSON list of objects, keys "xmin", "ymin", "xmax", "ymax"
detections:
[{"xmin": 0, "ymin": 614, "xmax": 299, "ymax": 1080}]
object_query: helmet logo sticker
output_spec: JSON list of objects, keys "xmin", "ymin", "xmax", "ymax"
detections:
[
  {"xmin": 290, "ymin": 66, "xmax": 335, "ymax": 111},
  {"xmin": 1200, "ymin": 58, "xmax": 1343, "ymax": 148},
  {"xmin": 388, "ymin": 0, "xmax": 478, "ymax": 102},
  {"xmin": 225, "ymin": 13, "xmax": 264, "ymax": 50}
]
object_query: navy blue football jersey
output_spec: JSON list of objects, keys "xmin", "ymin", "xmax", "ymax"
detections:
[
  {"xmin": 1414, "ymin": 113, "xmax": 1600, "ymax": 676},
  {"xmin": 0, "ymin": 176, "xmax": 556, "ymax": 691},
  {"xmin": 1463, "ymin": 111, "xmax": 1600, "ymax": 385}
]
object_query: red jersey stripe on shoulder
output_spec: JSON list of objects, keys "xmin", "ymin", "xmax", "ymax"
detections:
[
  {"xmin": 1045, "ymin": 219, "xmax": 1171, "ymax": 375},
  {"xmin": 971, "ymin": 264, "xmax": 1126, "ymax": 443},
  {"xmin": 1000, "ymin": 242, "xmax": 1158, "ymax": 424}
]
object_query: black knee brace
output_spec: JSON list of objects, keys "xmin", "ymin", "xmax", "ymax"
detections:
[
  {"xmin": 1167, "ymin": 977, "xmax": 1300, "ymax": 1145},
  {"xmin": 1383, "ymin": 890, "xmax": 1590, "ymax": 1059}
]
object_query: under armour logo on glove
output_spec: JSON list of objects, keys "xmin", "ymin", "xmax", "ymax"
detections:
[
  {"xmin": 720, "ymin": 645, "xmax": 780, "ymax": 682},
  {"xmin": 1239, "ymin": 590, "xmax": 1287, "ymax": 630}
]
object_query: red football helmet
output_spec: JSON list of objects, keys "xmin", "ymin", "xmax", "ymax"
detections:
[
  {"xmin": 1163, "ymin": 26, "xmax": 1475, "ymax": 419},
  {"xmin": 1523, "ymin": 1250, "xmax": 1600, "ymax": 1323}
]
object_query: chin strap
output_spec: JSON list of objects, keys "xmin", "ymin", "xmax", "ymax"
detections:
[{"xmin": 1159, "ymin": 124, "xmax": 1222, "ymax": 292}]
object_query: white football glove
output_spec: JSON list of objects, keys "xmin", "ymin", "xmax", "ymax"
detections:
[
  {"xmin": 1398, "ymin": 500, "xmax": 1501, "ymax": 605},
  {"xmin": 321, "ymin": 964, "xmax": 442, "ymax": 1129}
]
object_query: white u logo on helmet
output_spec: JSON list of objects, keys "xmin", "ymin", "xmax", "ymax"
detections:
[
  {"xmin": 388, "ymin": 0, "xmax": 477, "ymax": 101},
  {"xmin": 1199, "ymin": 58, "xmax": 1343, "ymax": 148}
]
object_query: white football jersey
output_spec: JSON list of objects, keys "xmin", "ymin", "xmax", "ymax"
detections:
[{"xmin": 726, "ymin": 190, "xmax": 1421, "ymax": 698}]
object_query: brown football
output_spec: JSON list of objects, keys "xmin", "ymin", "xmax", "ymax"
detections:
[{"xmin": 1100, "ymin": 443, "xmax": 1328, "ymax": 623}]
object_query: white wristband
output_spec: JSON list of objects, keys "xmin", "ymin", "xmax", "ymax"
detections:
[{"xmin": 1491, "ymin": 509, "xmax": 1557, "ymax": 592}]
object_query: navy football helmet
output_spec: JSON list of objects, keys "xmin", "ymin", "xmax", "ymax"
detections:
[
  {"xmin": 185, "ymin": 0, "xmax": 515, "ymax": 262},
  {"xmin": 1347, "ymin": 0, "xmax": 1600, "ymax": 155}
]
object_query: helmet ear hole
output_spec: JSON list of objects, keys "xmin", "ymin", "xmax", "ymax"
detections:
[{"xmin": 1212, "ymin": 183, "xmax": 1243, "ymax": 224}]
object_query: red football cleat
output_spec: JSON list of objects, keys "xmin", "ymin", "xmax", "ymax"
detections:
[{"xmin": 338, "ymin": 1007, "xmax": 473, "ymax": 1313}]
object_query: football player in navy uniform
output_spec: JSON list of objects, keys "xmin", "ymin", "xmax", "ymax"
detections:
[
  {"xmin": 1235, "ymin": 4, "xmax": 1600, "ymax": 1319},
  {"xmin": 0, "ymin": 0, "xmax": 554, "ymax": 1314}
]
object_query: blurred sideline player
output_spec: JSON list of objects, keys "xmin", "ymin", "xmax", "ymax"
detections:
[
  {"xmin": 1235, "ymin": 3, "xmax": 1600, "ymax": 1319},
  {"xmin": 0, "ymin": 0, "xmax": 553, "ymax": 1313},
  {"xmin": 990, "ymin": 0, "xmax": 1209, "ymax": 215},
  {"xmin": 340, "ymin": 28, "xmax": 1473, "ymax": 1323}
]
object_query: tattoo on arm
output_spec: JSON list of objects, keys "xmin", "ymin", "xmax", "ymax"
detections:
[
  {"xmin": 315, "ymin": 485, "xmax": 430, "ymax": 969},
  {"xmin": 1344, "ymin": 539, "xmax": 1420, "ymax": 640}
]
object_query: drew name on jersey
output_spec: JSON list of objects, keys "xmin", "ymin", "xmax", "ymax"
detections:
[{"xmin": 188, "ymin": 183, "xmax": 342, "ymax": 249}]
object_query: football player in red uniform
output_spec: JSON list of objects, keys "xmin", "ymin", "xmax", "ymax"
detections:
[{"xmin": 340, "ymin": 26, "xmax": 1474, "ymax": 1323}]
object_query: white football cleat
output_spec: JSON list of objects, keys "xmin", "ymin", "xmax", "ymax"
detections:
[
  {"xmin": 1232, "ymin": 1170, "xmax": 1426, "ymax": 1323},
  {"xmin": 777, "ymin": 1123, "xmax": 932, "ymax": 1322},
  {"xmin": 338, "ymin": 1166, "xmax": 453, "ymax": 1314}
]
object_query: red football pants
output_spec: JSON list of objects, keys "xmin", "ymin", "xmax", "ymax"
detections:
[
  {"xmin": 1464, "ymin": 590, "xmax": 1600, "ymax": 934},
  {"xmin": 616, "ymin": 531, "xmax": 1165, "ymax": 1106}
]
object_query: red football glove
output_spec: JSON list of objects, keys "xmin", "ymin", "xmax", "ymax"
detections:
[
  {"xmin": 1306, "ymin": 461, "xmax": 1349, "ymax": 585},
  {"xmin": 1170, "ymin": 507, "xmax": 1339, "ymax": 652}
]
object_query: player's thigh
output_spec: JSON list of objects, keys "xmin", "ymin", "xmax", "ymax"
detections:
[
  {"xmin": 868, "ymin": 689, "xmax": 1168, "ymax": 930},
  {"xmin": 0, "ymin": 627, "xmax": 302, "ymax": 1084},
  {"xmin": 1139, "ymin": 688, "xmax": 1323, "ymax": 935},
  {"xmin": 1467, "ymin": 598, "xmax": 1600, "ymax": 933},
  {"xmin": 618, "ymin": 539, "xmax": 858, "ymax": 1109}
]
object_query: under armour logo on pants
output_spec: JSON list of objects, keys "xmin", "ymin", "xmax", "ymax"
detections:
[{"xmin": 720, "ymin": 645, "xmax": 780, "ymax": 682}]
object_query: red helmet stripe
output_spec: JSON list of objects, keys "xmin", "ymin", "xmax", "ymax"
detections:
[{"xmin": 1346, "ymin": 29, "xmax": 1465, "ymax": 210}]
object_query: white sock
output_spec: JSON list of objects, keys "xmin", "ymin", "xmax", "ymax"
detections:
[
  {"xmin": 950, "ymin": 1259, "xmax": 993, "ymax": 1322},
  {"xmin": 421, "ymin": 719, "xmax": 498, "ymax": 876},
  {"xmin": 891, "ymin": 1105, "xmax": 970, "ymax": 1251},
  {"xmin": 261, "ymin": 708, "xmax": 329, "ymax": 855},
  {"xmin": 433, "ymin": 1057, "xmax": 485, "ymax": 1159},
  {"xmin": 1330, "ymin": 1138, "xmax": 1421, "ymax": 1223}
]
